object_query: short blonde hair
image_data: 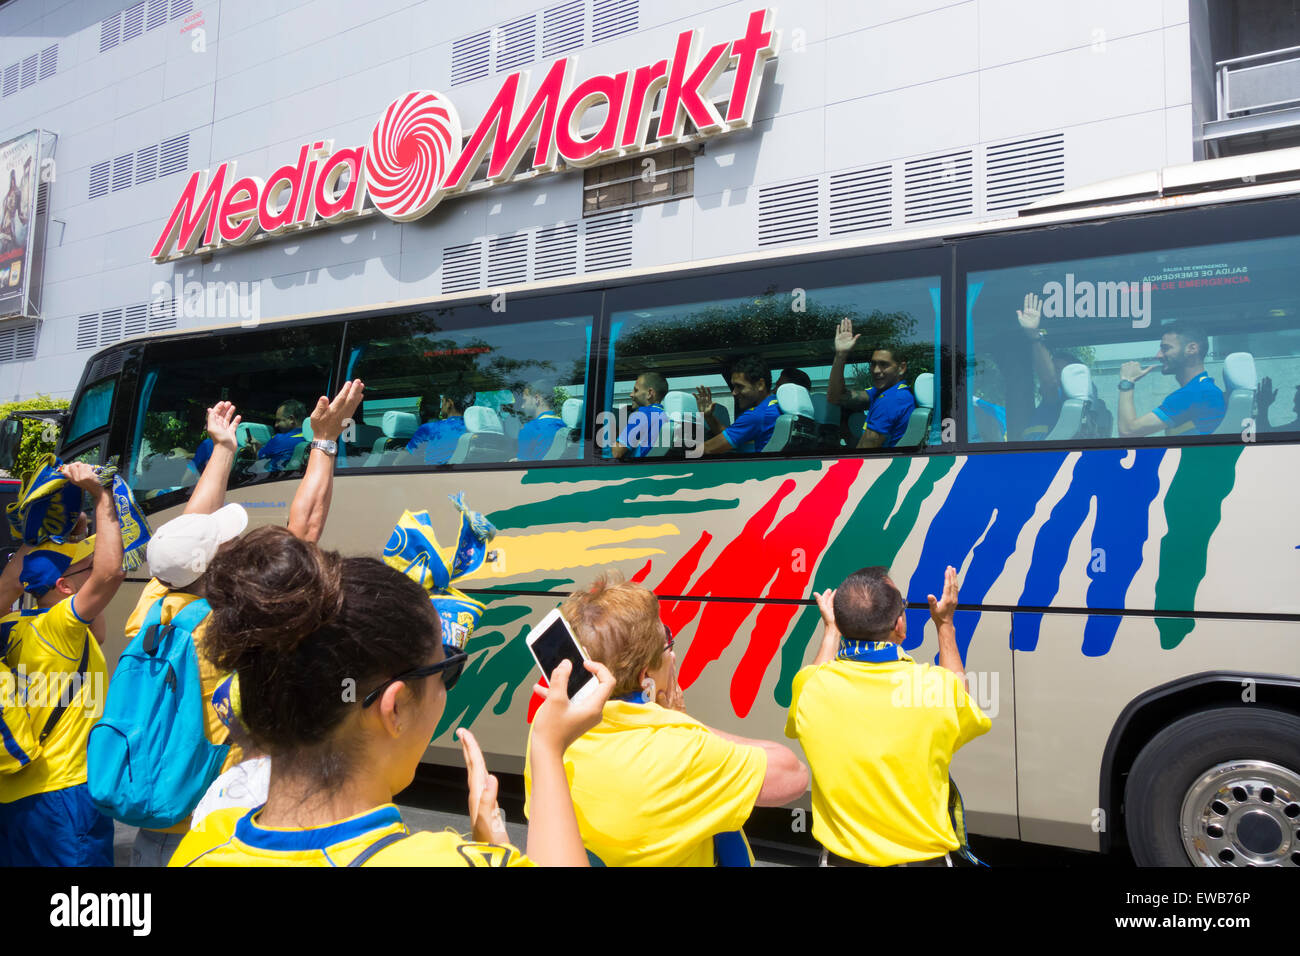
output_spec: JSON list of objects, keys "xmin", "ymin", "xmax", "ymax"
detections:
[{"xmin": 561, "ymin": 572, "xmax": 665, "ymax": 697}]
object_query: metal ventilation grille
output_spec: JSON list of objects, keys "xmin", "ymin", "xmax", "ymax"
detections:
[
  {"xmin": 0, "ymin": 323, "xmax": 37, "ymax": 363},
  {"xmin": 35, "ymin": 182, "xmax": 48, "ymax": 217},
  {"xmin": 89, "ymin": 161, "xmax": 111, "ymax": 199},
  {"xmin": 135, "ymin": 144, "xmax": 158, "ymax": 184},
  {"xmin": 535, "ymin": 223, "xmax": 578, "ymax": 279},
  {"xmin": 543, "ymin": 0, "xmax": 584, "ymax": 57},
  {"xmin": 442, "ymin": 241, "xmax": 483, "ymax": 293},
  {"xmin": 123, "ymin": 2, "xmax": 146, "ymax": 40},
  {"xmin": 147, "ymin": 0, "xmax": 168, "ymax": 30},
  {"xmin": 20, "ymin": 53, "xmax": 36, "ymax": 89},
  {"xmin": 158, "ymin": 133, "xmax": 188, "ymax": 176},
  {"xmin": 904, "ymin": 150, "xmax": 973, "ymax": 224},
  {"xmin": 149, "ymin": 295, "xmax": 176, "ymax": 331},
  {"xmin": 38, "ymin": 45, "xmax": 57, "ymax": 80},
  {"xmin": 584, "ymin": 211, "xmax": 633, "ymax": 271},
  {"xmin": 112, "ymin": 154, "xmax": 134, "ymax": 192},
  {"xmin": 77, "ymin": 314, "xmax": 99, "ymax": 350},
  {"xmin": 170, "ymin": 0, "xmax": 193, "ymax": 19},
  {"xmin": 124, "ymin": 302, "xmax": 149, "ymax": 337},
  {"xmin": 88, "ymin": 349, "xmax": 125, "ymax": 381},
  {"xmin": 100, "ymin": 14, "xmax": 122, "ymax": 52},
  {"xmin": 496, "ymin": 16, "xmax": 536, "ymax": 72},
  {"xmin": 829, "ymin": 165, "xmax": 891, "ymax": 235},
  {"xmin": 592, "ymin": 0, "xmax": 638, "ymax": 43},
  {"xmin": 758, "ymin": 178, "xmax": 819, "ymax": 245},
  {"xmin": 99, "ymin": 308, "xmax": 124, "ymax": 345},
  {"xmin": 985, "ymin": 133, "xmax": 1065, "ymax": 212},
  {"xmin": 487, "ymin": 234, "xmax": 528, "ymax": 286},
  {"xmin": 2, "ymin": 64, "xmax": 17, "ymax": 96},
  {"xmin": 451, "ymin": 31, "xmax": 491, "ymax": 86}
]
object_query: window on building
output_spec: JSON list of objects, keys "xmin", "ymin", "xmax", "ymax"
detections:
[
  {"xmin": 582, "ymin": 147, "xmax": 694, "ymax": 216},
  {"xmin": 965, "ymin": 232, "xmax": 1300, "ymax": 444},
  {"xmin": 339, "ymin": 299, "xmax": 596, "ymax": 469}
]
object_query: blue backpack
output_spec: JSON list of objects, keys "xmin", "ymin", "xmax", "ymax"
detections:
[{"xmin": 87, "ymin": 597, "xmax": 229, "ymax": 828}]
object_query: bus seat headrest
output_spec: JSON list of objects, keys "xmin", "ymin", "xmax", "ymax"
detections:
[
  {"xmin": 561, "ymin": 398, "xmax": 584, "ymax": 429},
  {"xmin": 1222, "ymin": 352, "xmax": 1257, "ymax": 391},
  {"xmin": 776, "ymin": 383, "xmax": 814, "ymax": 418},
  {"xmin": 382, "ymin": 411, "xmax": 418, "ymax": 439},
  {"xmin": 464, "ymin": 406, "xmax": 504, "ymax": 435},
  {"xmin": 1060, "ymin": 364, "xmax": 1091, "ymax": 402},
  {"xmin": 912, "ymin": 372, "xmax": 935, "ymax": 409}
]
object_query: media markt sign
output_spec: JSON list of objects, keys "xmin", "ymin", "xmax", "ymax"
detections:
[{"xmin": 150, "ymin": 8, "xmax": 779, "ymax": 262}]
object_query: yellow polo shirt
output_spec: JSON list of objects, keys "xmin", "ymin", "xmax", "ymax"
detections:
[
  {"xmin": 171, "ymin": 803, "xmax": 532, "ymax": 867},
  {"xmin": 523, "ymin": 700, "xmax": 767, "ymax": 866},
  {"xmin": 0, "ymin": 598, "xmax": 107, "ymax": 804},
  {"xmin": 785, "ymin": 658, "xmax": 991, "ymax": 865},
  {"xmin": 125, "ymin": 579, "xmax": 243, "ymax": 833}
]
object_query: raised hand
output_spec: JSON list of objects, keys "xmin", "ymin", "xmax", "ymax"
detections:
[
  {"xmin": 458, "ymin": 727, "xmax": 511, "ymax": 845},
  {"xmin": 693, "ymin": 385, "xmax": 715, "ymax": 418},
  {"xmin": 1120, "ymin": 361, "xmax": 1157, "ymax": 384},
  {"xmin": 1017, "ymin": 293, "xmax": 1042, "ymax": 335},
  {"xmin": 206, "ymin": 401, "xmax": 242, "ymax": 453},
  {"xmin": 1257, "ymin": 375, "xmax": 1277, "ymax": 414},
  {"xmin": 926, "ymin": 565, "xmax": 959, "ymax": 624},
  {"xmin": 530, "ymin": 659, "xmax": 615, "ymax": 753},
  {"xmin": 310, "ymin": 379, "xmax": 365, "ymax": 443},
  {"xmin": 814, "ymin": 588, "xmax": 838, "ymax": 635},
  {"xmin": 833, "ymin": 318, "xmax": 860, "ymax": 357},
  {"xmin": 59, "ymin": 462, "xmax": 104, "ymax": 495}
]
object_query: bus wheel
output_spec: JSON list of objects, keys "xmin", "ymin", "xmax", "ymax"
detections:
[{"xmin": 1124, "ymin": 707, "xmax": 1300, "ymax": 867}]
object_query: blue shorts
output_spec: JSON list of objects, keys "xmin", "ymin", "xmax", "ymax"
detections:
[{"xmin": 0, "ymin": 784, "xmax": 115, "ymax": 867}]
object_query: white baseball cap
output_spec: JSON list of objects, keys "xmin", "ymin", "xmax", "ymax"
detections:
[{"xmin": 146, "ymin": 504, "xmax": 249, "ymax": 588}]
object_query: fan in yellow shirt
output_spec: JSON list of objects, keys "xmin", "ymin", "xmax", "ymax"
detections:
[
  {"xmin": 786, "ymin": 565, "xmax": 991, "ymax": 867},
  {"xmin": 524, "ymin": 573, "xmax": 808, "ymax": 866},
  {"xmin": 169, "ymin": 525, "xmax": 614, "ymax": 868}
]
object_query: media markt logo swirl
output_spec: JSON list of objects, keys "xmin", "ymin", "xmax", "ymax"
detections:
[{"xmin": 365, "ymin": 90, "xmax": 463, "ymax": 221}]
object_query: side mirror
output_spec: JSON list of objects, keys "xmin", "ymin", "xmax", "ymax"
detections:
[{"xmin": 0, "ymin": 417, "xmax": 23, "ymax": 475}]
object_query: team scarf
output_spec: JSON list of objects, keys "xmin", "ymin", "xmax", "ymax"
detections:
[
  {"xmin": 382, "ymin": 494, "xmax": 497, "ymax": 651},
  {"xmin": 6, "ymin": 454, "xmax": 151, "ymax": 571},
  {"xmin": 836, "ymin": 638, "xmax": 913, "ymax": 664}
]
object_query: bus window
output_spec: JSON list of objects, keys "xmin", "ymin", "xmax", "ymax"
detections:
[
  {"xmin": 966, "ymin": 233, "xmax": 1300, "ymax": 444},
  {"xmin": 127, "ymin": 326, "xmax": 338, "ymax": 502},
  {"xmin": 606, "ymin": 271, "xmax": 941, "ymax": 459},
  {"xmin": 340, "ymin": 304, "xmax": 594, "ymax": 469},
  {"xmin": 65, "ymin": 378, "xmax": 115, "ymax": 445}
]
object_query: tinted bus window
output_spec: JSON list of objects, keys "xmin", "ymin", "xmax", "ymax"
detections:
[
  {"xmin": 606, "ymin": 268, "xmax": 941, "ymax": 459},
  {"xmin": 340, "ymin": 300, "xmax": 596, "ymax": 469},
  {"xmin": 66, "ymin": 377, "xmax": 114, "ymax": 444},
  {"xmin": 967, "ymin": 233, "xmax": 1300, "ymax": 444},
  {"xmin": 127, "ymin": 325, "xmax": 339, "ymax": 503}
]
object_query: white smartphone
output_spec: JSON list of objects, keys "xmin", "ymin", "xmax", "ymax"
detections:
[{"xmin": 525, "ymin": 608, "xmax": 600, "ymax": 704}]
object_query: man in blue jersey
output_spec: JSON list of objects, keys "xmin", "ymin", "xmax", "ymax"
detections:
[
  {"xmin": 827, "ymin": 319, "xmax": 916, "ymax": 448},
  {"xmin": 1118, "ymin": 323, "xmax": 1226, "ymax": 437},
  {"xmin": 613, "ymin": 372, "xmax": 668, "ymax": 459},
  {"xmin": 252, "ymin": 399, "xmax": 308, "ymax": 470},
  {"xmin": 407, "ymin": 391, "xmax": 473, "ymax": 465},
  {"xmin": 517, "ymin": 379, "xmax": 567, "ymax": 461},
  {"xmin": 696, "ymin": 355, "xmax": 782, "ymax": 455}
]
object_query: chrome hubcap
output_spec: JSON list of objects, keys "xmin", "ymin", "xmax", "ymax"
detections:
[{"xmin": 1180, "ymin": 760, "xmax": 1300, "ymax": 866}]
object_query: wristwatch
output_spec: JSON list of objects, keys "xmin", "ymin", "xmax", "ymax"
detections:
[
  {"xmin": 1117, "ymin": 380, "xmax": 1135, "ymax": 392},
  {"xmin": 310, "ymin": 438, "xmax": 338, "ymax": 456}
]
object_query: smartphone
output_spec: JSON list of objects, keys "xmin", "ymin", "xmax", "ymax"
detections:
[{"xmin": 525, "ymin": 608, "xmax": 599, "ymax": 704}]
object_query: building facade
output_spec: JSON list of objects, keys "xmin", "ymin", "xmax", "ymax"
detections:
[{"xmin": 0, "ymin": 0, "xmax": 1294, "ymax": 401}]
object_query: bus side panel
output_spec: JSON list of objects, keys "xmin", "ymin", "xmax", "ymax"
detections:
[{"xmin": 1014, "ymin": 615, "xmax": 1299, "ymax": 851}]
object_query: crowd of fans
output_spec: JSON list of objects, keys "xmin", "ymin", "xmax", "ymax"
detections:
[{"xmin": 0, "ymin": 375, "xmax": 992, "ymax": 868}]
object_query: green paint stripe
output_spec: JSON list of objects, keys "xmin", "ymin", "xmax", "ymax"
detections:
[{"xmin": 1154, "ymin": 445, "xmax": 1242, "ymax": 650}]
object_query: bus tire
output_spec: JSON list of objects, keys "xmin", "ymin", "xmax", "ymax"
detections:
[{"xmin": 1124, "ymin": 706, "xmax": 1300, "ymax": 867}]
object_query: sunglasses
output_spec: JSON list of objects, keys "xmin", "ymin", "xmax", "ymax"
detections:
[
  {"xmin": 362, "ymin": 643, "xmax": 467, "ymax": 708},
  {"xmin": 663, "ymin": 623, "xmax": 674, "ymax": 654}
]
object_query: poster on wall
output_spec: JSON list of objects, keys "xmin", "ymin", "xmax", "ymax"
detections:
[{"xmin": 0, "ymin": 130, "xmax": 43, "ymax": 319}]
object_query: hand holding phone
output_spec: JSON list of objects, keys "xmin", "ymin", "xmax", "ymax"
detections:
[
  {"xmin": 531, "ymin": 658, "xmax": 615, "ymax": 754},
  {"xmin": 524, "ymin": 608, "xmax": 599, "ymax": 704}
]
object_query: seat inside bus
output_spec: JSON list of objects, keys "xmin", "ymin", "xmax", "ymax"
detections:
[
  {"xmin": 646, "ymin": 391, "xmax": 696, "ymax": 458},
  {"xmin": 765, "ymin": 384, "xmax": 817, "ymax": 453},
  {"xmin": 543, "ymin": 398, "xmax": 585, "ymax": 460},
  {"xmin": 1045, "ymin": 364, "xmax": 1092, "ymax": 441},
  {"xmin": 896, "ymin": 372, "xmax": 935, "ymax": 447},
  {"xmin": 1213, "ymin": 351, "xmax": 1257, "ymax": 435},
  {"xmin": 448, "ymin": 406, "xmax": 510, "ymax": 464}
]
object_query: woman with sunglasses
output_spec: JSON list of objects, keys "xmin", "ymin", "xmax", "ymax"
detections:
[
  {"xmin": 170, "ymin": 525, "xmax": 613, "ymax": 867},
  {"xmin": 523, "ymin": 573, "xmax": 809, "ymax": 866}
]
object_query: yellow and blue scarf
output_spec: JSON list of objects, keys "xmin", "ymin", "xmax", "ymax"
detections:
[
  {"xmin": 6, "ymin": 454, "xmax": 151, "ymax": 571},
  {"xmin": 382, "ymin": 494, "xmax": 497, "ymax": 651},
  {"xmin": 837, "ymin": 638, "xmax": 912, "ymax": 664}
]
